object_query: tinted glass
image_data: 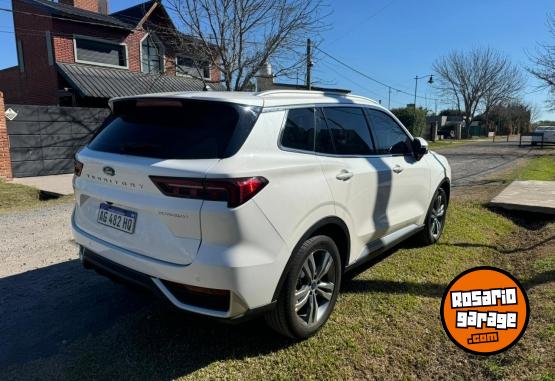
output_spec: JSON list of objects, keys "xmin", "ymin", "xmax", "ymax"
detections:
[
  {"xmin": 281, "ymin": 108, "xmax": 315, "ymax": 151},
  {"xmin": 315, "ymin": 108, "xmax": 334, "ymax": 154},
  {"xmin": 89, "ymin": 99, "xmax": 260, "ymax": 159},
  {"xmin": 367, "ymin": 109, "xmax": 413, "ymax": 155},
  {"xmin": 75, "ymin": 38, "xmax": 126, "ymax": 67},
  {"xmin": 323, "ymin": 107, "xmax": 374, "ymax": 155}
]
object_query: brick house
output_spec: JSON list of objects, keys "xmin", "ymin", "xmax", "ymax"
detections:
[{"xmin": 0, "ymin": 0, "xmax": 222, "ymax": 107}]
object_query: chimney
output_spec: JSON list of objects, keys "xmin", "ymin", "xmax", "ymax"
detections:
[
  {"xmin": 59, "ymin": 0, "xmax": 109, "ymax": 14},
  {"xmin": 256, "ymin": 62, "xmax": 274, "ymax": 92}
]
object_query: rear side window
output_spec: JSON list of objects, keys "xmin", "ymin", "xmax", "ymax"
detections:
[
  {"xmin": 323, "ymin": 107, "xmax": 375, "ymax": 155},
  {"xmin": 88, "ymin": 99, "xmax": 260, "ymax": 159},
  {"xmin": 366, "ymin": 109, "xmax": 413, "ymax": 155},
  {"xmin": 281, "ymin": 108, "xmax": 315, "ymax": 151}
]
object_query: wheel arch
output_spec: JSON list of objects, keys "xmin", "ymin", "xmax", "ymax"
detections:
[
  {"xmin": 271, "ymin": 216, "xmax": 350, "ymax": 302},
  {"xmin": 438, "ymin": 177, "xmax": 451, "ymax": 204}
]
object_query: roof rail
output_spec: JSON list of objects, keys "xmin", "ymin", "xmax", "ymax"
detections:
[{"xmin": 255, "ymin": 89, "xmax": 379, "ymax": 105}]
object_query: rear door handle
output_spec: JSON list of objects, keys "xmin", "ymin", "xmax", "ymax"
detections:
[
  {"xmin": 336, "ymin": 169, "xmax": 354, "ymax": 181},
  {"xmin": 393, "ymin": 165, "xmax": 404, "ymax": 174}
]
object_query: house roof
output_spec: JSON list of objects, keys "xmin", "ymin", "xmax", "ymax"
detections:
[
  {"xmin": 111, "ymin": 0, "xmax": 158, "ymax": 26},
  {"xmin": 23, "ymin": 0, "xmax": 133, "ymax": 30},
  {"xmin": 57, "ymin": 63, "xmax": 224, "ymax": 99}
]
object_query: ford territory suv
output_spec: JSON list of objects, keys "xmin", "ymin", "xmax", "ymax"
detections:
[{"xmin": 72, "ymin": 90, "xmax": 451, "ymax": 338}]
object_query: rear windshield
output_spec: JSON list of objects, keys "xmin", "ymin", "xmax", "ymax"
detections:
[{"xmin": 88, "ymin": 98, "xmax": 260, "ymax": 159}]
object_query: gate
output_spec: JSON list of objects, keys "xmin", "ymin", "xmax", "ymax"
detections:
[{"xmin": 6, "ymin": 105, "xmax": 109, "ymax": 177}]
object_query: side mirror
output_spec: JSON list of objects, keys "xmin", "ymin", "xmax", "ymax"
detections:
[{"xmin": 412, "ymin": 137, "xmax": 428, "ymax": 160}]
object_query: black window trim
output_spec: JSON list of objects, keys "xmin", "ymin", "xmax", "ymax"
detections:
[
  {"xmin": 320, "ymin": 105, "xmax": 378, "ymax": 157},
  {"xmin": 276, "ymin": 104, "xmax": 416, "ymax": 158},
  {"xmin": 277, "ymin": 106, "xmax": 317, "ymax": 155},
  {"xmin": 363, "ymin": 107, "xmax": 415, "ymax": 157}
]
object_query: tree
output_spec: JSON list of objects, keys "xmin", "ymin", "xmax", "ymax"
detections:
[
  {"xmin": 165, "ymin": 0, "xmax": 328, "ymax": 91},
  {"xmin": 528, "ymin": 13, "xmax": 555, "ymax": 110},
  {"xmin": 391, "ymin": 106, "xmax": 428, "ymax": 136},
  {"xmin": 433, "ymin": 48, "xmax": 525, "ymax": 129},
  {"xmin": 479, "ymin": 102, "xmax": 532, "ymax": 135},
  {"xmin": 439, "ymin": 109, "xmax": 464, "ymax": 117}
]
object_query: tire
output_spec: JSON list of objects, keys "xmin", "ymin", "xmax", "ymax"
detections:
[
  {"xmin": 415, "ymin": 187, "xmax": 448, "ymax": 245},
  {"xmin": 265, "ymin": 235, "xmax": 342, "ymax": 339}
]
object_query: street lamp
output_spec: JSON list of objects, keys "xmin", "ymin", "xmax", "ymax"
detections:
[{"xmin": 413, "ymin": 74, "xmax": 434, "ymax": 135}]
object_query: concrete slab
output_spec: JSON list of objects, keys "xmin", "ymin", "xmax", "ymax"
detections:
[
  {"xmin": 490, "ymin": 180, "xmax": 555, "ymax": 214},
  {"xmin": 10, "ymin": 174, "xmax": 74, "ymax": 196}
]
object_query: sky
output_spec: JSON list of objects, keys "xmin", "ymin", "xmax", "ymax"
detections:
[{"xmin": 0, "ymin": 0, "xmax": 554, "ymax": 119}]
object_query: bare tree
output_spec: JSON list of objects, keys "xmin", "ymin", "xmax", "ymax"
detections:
[
  {"xmin": 528, "ymin": 102, "xmax": 542, "ymax": 124},
  {"xmin": 165, "ymin": 0, "xmax": 328, "ymax": 91},
  {"xmin": 528, "ymin": 13, "xmax": 555, "ymax": 110},
  {"xmin": 433, "ymin": 48, "xmax": 525, "ymax": 128}
]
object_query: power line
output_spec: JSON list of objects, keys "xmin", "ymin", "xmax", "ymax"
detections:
[
  {"xmin": 325, "ymin": 0, "xmax": 397, "ymax": 46},
  {"xmin": 315, "ymin": 46, "xmax": 440, "ymax": 102},
  {"xmin": 318, "ymin": 59, "xmax": 385, "ymax": 100}
]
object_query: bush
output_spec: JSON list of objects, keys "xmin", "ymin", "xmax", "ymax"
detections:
[{"xmin": 390, "ymin": 107, "xmax": 428, "ymax": 136}]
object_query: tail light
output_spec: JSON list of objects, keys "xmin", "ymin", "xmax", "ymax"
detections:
[
  {"xmin": 150, "ymin": 176, "xmax": 268, "ymax": 208},
  {"xmin": 74, "ymin": 159, "xmax": 84, "ymax": 177}
]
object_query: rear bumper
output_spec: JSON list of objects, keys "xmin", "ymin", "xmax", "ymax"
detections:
[
  {"xmin": 71, "ymin": 209, "xmax": 287, "ymax": 319},
  {"xmin": 79, "ymin": 247, "xmax": 275, "ymax": 322}
]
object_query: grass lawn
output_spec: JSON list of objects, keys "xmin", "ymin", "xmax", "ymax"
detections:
[
  {"xmin": 511, "ymin": 156, "xmax": 555, "ymax": 181},
  {"xmin": 428, "ymin": 138, "xmax": 488, "ymax": 150},
  {"xmin": 2, "ymin": 158, "xmax": 554, "ymax": 380},
  {"xmin": 0, "ymin": 179, "xmax": 73, "ymax": 213}
]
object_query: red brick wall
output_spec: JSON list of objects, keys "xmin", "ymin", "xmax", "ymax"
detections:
[
  {"xmin": 0, "ymin": 92, "xmax": 13, "ymax": 179},
  {"xmin": 52, "ymin": 20, "xmax": 145, "ymax": 73},
  {"xmin": 0, "ymin": 1, "xmax": 58, "ymax": 105},
  {"xmin": 126, "ymin": 30, "xmax": 147, "ymax": 72},
  {"xmin": 210, "ymin": 65, "xmax": 220, "ymax": 83},
  {"xmin": 59, "ymin": 0, "xmax": 101, "ymax": 13}
]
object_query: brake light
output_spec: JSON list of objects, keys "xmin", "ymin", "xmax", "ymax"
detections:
[
  {"xmin": 150, "ymin": 176, "xmax": 268, "ymax": 208},
  {"xmin": 74, "ymin": 159, "xmax": 84, "ymax": 177}
]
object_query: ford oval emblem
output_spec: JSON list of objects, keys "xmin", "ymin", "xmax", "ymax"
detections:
[{"xmin": 103, "ymin": 166, "xmax": 115, "ymax": 176}]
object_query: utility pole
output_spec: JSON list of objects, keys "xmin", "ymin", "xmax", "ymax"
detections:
[
  {"xmin": 413, "ymin": 74, "xmax": 434, "ymax": 135},
  {"xmin": 306, "ymin": 38, "xmax": 312, "ymax": 90},
  {"xmin": 388, "ymin": 87, "xmax": 391, "ymax": 109}
]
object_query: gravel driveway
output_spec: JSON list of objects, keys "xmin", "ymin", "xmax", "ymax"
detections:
[
  {"xmin": 438, "ymin": 141, "xmax": 547, "ymax": 187},
  {"xmin": 0, "ymin": 203, "xmax": 152, "ymax": 367},
  {"xmin": 0, "ymin": 140, "xmax": 549, "ymax": 369}
]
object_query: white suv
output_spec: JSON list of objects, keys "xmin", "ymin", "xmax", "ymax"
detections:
[{"xmin": 72, "ymin": 90, "xmax": 451, "ymax": 338}]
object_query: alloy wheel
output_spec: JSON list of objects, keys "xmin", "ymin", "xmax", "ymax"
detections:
[
  {"xmin": 430, "ymin": 193, "xmax": 446, "ymax": 239},
  {"xmin": 294, "ymin": 249, "xmax": 337, "ymax": 327}
]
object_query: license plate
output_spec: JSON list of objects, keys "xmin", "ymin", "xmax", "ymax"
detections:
[{"xmin": 97, "ymin": 203, "xmax": 137, "ymax": 234}]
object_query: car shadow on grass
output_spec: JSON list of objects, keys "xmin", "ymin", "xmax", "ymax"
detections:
[
  {"xmin": 0, "ymin": 259, "xmax": 293, "ymax": 380},
  {"xmin": 437, "ymin": 234, "xmax": 555, "ymax": 254},
  {"xmin": 485, "ymin": 207, "xmax": 555, "ymax": 230}
]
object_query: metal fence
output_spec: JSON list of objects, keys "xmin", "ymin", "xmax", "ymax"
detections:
[{"xmin": 6, "ymin": 105, "xmax": 109, "ymax": 177}]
